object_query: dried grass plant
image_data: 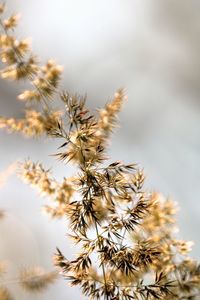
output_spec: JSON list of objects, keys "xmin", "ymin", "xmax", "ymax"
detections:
[
  {"xmin": 0, "ymin": 164, "xmax": 58, "ymax": 299},
  {"xmin": 0, "ymin": 3, "xmax": 200, "ymax": 299}
]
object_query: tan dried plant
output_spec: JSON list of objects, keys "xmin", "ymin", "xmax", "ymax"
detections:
[
  {"xmin": 0, "ymin": 264, "xmax": 57, "ymax": 299},
  {"xmin": 0, "ymin": 164, "xmax": 58, "ymax": 298},
  {"xmin": 0, "ymin": 3, "xmax": 200, "ymax": 300}
]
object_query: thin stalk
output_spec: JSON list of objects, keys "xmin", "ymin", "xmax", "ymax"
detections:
[
  {"xmin": 94, "ymin": 220, "xmax": 109, "ymax": 300},
  {"xmin": 78, "ymin": 136, "xmax": 109, "ymax": 300}
]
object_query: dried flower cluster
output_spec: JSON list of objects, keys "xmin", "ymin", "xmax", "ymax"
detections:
[
  {"xmin": 19, "ymin": 266, "xmax": 57, "ymax": 292},
  {"xmin": 0, "ymin": 3, "xmax": 200, "ymax": 300},
  {"xmin": 0, "ymin": 164, "xmax": 58, "ymax": 299},
  {"xmin": 0, "ymin": 3, "xmax": 62, "ymax": 137},
  {"xmin": 0, "ymin": 263, "xmax": 57, "ymax": 299}
]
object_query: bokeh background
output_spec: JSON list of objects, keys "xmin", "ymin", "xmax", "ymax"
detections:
[{"xmin": 0, "ymin": 0, "xmax": 200, "ymax": 299}]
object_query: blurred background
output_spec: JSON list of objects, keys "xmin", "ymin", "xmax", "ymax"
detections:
[{"xmin": 0, "ymin": 0, "xmax": 200, "ymax": 299}]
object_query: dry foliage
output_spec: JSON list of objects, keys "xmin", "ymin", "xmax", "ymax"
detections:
[
  {"xmin": 0, "ymin": 286, "xmax": 13, "ymax": 300},
  {"xmin": 19, "ymin": 267, "xmax": 58, "ymax": 292},
  {"xmin": 0, "ymin": 3, "xmax": 200, "ymax": 300},
  {"xmin": 0, "ymin": 162, "xmax": 58, "ymax": 299}
]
